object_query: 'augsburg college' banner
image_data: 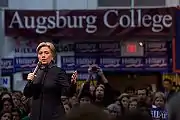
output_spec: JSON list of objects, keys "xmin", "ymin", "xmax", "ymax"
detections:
[{"xmin": 4, "ymin": 8, "xmax": 174, "ymax": 39}]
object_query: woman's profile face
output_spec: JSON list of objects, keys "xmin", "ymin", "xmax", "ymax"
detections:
[{"xmin": 38, "ymin": 46, "xmax": 53, "ymax": 65}]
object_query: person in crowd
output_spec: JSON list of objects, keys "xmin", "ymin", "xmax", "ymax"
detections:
[
  {"xmin": 63, "ymin": 103, "xmax": 71, "ymax": 114},
  {"xmin": 152, "ymin": 92, "xmax": 166, "ymax": 109},
  {"xmin": 106, "ymin": 103, "xmax": 121, "ymax": 119},
  {"xmin": 12, "ymin": 108, "xmax": 21, "ymax": 120},
  {"xmin": 146, "ymin": 85, "xmax": 153, "ymax": 97},
  {"xmin": 22, "ymin": 98, "xmax": 32, "ymax": 120},
  {"xmin": 12, "ymin": 94, "xmax": 21, "ymax": 109},
  {"xmin": 128, "ymin": 99, "xmax": 138, "ymax": 111},
  {"xmin": 12, "ymin": 94, "xmax": 27, "ymax": 118},
  {"xmin": 61, "ymin": 96, "xmax": 69, "ymax": 105},
  {"xmin": 151, "ymin": 92, "xmax": 168, "ymax": 120},
  {"xmin": 89, "ymin": 85, "xmax": 96, "ymax": 96},
  {"xmin": 116, "ymin": 93, "xmax": 129, "ymax": 114},
  {"xmin": 137, "ymin": 88, "xmax": 147, "ymax": 103},
  {"xmin": 20, "ymin": 96, "xmax": 30, "ymax": 115},
  {"xmin": 79, "ymin": 92, "xmax": 92, "ymax": 106},
  {"xmin": 79, "ymin": 65, "xmax": 115, "ymax": 108},
  {"xmin": 109, "ymin": 91, "xmax": 129, "ymax": 118},
  {"xmin": 124, "ymin": 86, "xmax": 135, "ymax": 96},
  {"xmin": 0, "ymin": 98, "xmax": 14, "ymax": 113},
  {"xmin": 12, "ymin": 91, "xmax": 23, "ymax": 100},
  {"xmin": 162, "ymin": 79, "xmax": 176, "ymax": 102},
  {"xmin": 23, "ymin": 42, "xmax": 70, "ymax": 120},
  {"xmin": 137, "ymin": 87, "xmax": 154, "ymax": 109},
  {"xmin": 0, "ymin": 92, "xmax": 12, "ymax": 100},
  {"xmin": 69, "ymin": 96, "xmax": 79, "ymax": 107},
  {"xmin": 0, "ymin": 111, "xmax": 12, "ymax": 120}
]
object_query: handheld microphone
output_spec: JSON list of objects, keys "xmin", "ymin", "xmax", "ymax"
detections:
[
  {"xmin": 33, "ymin": 61, "xmax": 42, "ymax": 75},
  {"xmin": 27, "ymin": 61, "xmax": 42, "ymax": 82}
]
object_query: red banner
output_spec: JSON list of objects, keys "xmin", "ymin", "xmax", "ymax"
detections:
[{"xmin": 4, "ymin": 8, "xmax": 175, "ymax": 39}]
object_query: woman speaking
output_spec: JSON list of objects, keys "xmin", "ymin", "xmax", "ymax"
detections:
[{"xmin": 23, "ymin": 42, "xmax": 70, "ymax": 120}]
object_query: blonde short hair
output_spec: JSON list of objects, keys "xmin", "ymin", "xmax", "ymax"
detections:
[
  {"xmin": 153, "ymin": 92, "xmax": 165, "ymax": 103},
  {"xmin": 36, "ymin": 42, "xmax": 56, "ymax": 58}
]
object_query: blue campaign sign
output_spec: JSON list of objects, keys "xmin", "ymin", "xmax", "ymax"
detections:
[
  {"xmin": 61, "ymin": 56, "xmax": 75, "ymax": 71},
  {"xmin": 0, "ymin": 76, "xmax": 11, "ymax": 89},
  {"xmin": 145, "ymin": 41, "xmax": 168, "ymax": 56},
  {"xmin": 120, "ymin": 57, "xmax": 144, "ymax": 71},
  {"xmin": 144, "ymin": 57, "xmax": 168, "ymax": 72},
  {"xmin": 1, "ymin": 58, "xmax": 14, "ymax": 74},
  {"xmin": 14, "ymin": 57, "xmax": 37, "ymax": 72},
  {"xmin": 174, "ymin": 9, "xmax": 180, "ymax": 72},
  {"xmin": 75, "ymin": 42, "xmax": 98, "ymax": 56},
  {"xmin": 151, "ymin": 108, "xmax": 168, "ymax": 120},
  {"xmin": 98, "ymin": 42, "xmax": 121, "ymax": 56},
  {"xmin": 99, "ymin": 56, "xmax": 121, "ymax": 71},
  {"xmin": 75, "ymin": 56, "xmax": 99, "ymax": 72}
]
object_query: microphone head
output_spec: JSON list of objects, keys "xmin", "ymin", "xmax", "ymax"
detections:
[{"xmin": 37, "ymin": 61, "xmax": 42, "ymax": 66}]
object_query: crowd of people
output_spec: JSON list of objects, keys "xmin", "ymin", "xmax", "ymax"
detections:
[
  {"xmin": 0, "ymin": 42, "xmax": 178, "ymax": 120},
  {"xmin": 0, "ymin": 66, "xmax": 177, "ymax": 120}
]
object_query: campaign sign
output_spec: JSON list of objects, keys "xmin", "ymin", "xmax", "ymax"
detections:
[
  {"xmin": 1, "ymin": 59, "xmax": 14, "ymax": 74},
  {"xmin": 151, "ymin": 108, "xmax": 168, "ymax": 120},
  {"xmin": 145, "ymin": 41, "xmax": 168, "ymax": 56},
  {"xmin": 120, "ymin": 57, "xmax": 144, "ymax": 71},
  {"xmin": 98, "ymin": 42, "xmax": 121, "ymax": 56},
  {"xmin": 75, "ymin": 57, "xmax": 98, "ymax": 72},
  {"xmin": 54, "ymin": 42, "xmax": 74, "ymax": 52},
  {"xmin": 99, "ymin": 57, "xmax": 121, "ymax": 71},
  {"xmin": 14, "ymin": 57, "xmax": 37, "ymax": 72},
  {"xmin": 15, "ymin": 47, "xmax": 36, "ymax": 57},
  {"xmin": 78, "ymin": 73, "xmax": 96, "ymax": 80},
  {"xmin": 14, "ymin": 40, "xmax": 37, "ymax": 57},
  {"xmin": 0, "ymin": 76, "xmax": 11, "ymax": 90},
  {"xmin": 145, "ymin": 57, "xmax": 168, "ymax": 71},
  {"xmin": 61, "ymin": 56, "xmax": 75, "ymax": 71},
  {"xmin": 75, "ymin": 42, "xmax": 98, "ymax": 56}
]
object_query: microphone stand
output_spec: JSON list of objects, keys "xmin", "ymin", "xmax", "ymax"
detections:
[{"xmin": 38, "ymin": 67, "xmax": 48, "ymax": 120}]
